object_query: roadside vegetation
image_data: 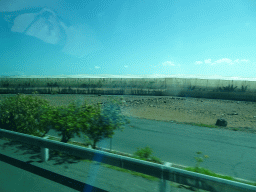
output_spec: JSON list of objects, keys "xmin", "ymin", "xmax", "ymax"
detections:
[{"xmin": 0, "ymin": 91, "xmax": 130, "ymax": 148}]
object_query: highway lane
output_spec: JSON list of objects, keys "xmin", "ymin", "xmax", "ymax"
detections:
[{"xmin": 40, "ymin": 116, "xmax": 256, "ymax": 183}]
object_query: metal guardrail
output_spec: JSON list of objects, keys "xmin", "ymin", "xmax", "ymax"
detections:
[{"xmin": 0, "ymin": 128, "xmax": 256, "ymax": 192}]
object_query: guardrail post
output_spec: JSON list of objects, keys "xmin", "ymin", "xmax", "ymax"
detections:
[
  {"xmin": 159, "ymin": 162, "xmax": 172, "ymax": 192},
  {"xmin": 41, "ymin": 136, "xmax": 49, "ymax": 162}
]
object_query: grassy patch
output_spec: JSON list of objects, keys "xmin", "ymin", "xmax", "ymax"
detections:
[{"xmin": 184, "ymin": 167, "xmax": 256, "ymax": 186}]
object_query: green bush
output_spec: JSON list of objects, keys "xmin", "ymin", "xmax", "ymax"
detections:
[
  {"xmin": 150, "ymin": 156, "xmax": 163, "ymax": 164},
  {"xmin": 133, "ymin": 146, "xmax": 153, "ymax": 159},
  {"xmin": 0, "ymin": 93, "xmax": 54, "ymax": 137},
  {"xmin": 132, "ymin": 146, "xmax": 163, "ymax": 164}
]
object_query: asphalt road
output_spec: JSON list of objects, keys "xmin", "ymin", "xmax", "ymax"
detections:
[
  {"xmin": 1, "ymin": 116, "xmax": 256, "ymax": 191},
  {"xmin": 43, "ymin": 116, "xmax": 256, "ymax": 183}
]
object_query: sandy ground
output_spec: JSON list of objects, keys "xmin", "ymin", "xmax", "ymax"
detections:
[{"xmin": 0, "ymin": 94, "xmax": 256, "ymax": 134}]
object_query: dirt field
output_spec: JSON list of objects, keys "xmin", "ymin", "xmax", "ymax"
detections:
[{"xmin": 0, "ymin": 94, "xmax": 256, "ymax": 134}]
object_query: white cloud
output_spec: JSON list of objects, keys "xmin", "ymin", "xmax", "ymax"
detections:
[
  {"xmin": 204, "ymin": 59, "xmax": 211, "ymax": 64},
  {"xmin": 211, "ymin": 58, "xmax": 233, "ymax": 65},
  {"xmin": 162, "ymin": 61, "xmax": 175, "ymax": 66},
  {"xmin": 95, "ymin": 66, "xmax": 100, "ymax": 69},
  {"xmin": 124, "ymin": 65, "xmax": 128, "ymax": 68},
  {"xmin": 240, "ymin": 59, "xmax": 250, "ymax": 62},
  {"xmin": 195, "ymin": 61, "xmax": 203, "ymax": 65},
  {"xmin": 195, "ymin": 58, "xmax": 251, "ymax": 67}
]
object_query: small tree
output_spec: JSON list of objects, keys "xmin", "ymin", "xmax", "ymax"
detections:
[
  {"xmin": 0, "ymin": 93, "xmax": 54, "ymax": 137},
  {"xmin": 79, "ymin": 98, "xmax": 130, "ymax": 149},
  {"xmin": 37, "ymin": 100, "xmax": 98, "ymax": 143}
]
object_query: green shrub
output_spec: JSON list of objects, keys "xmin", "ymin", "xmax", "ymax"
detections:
[
  {"xmin": 132, "ymin": 146, "xmax": 163, "ymax": 164},
  {"xmin": 133, "ymin": 146, "xmax": 153, "ymax": 159},
  {"xmin": 150, "ymin": 156, "xmax": 163, "ymax": 164},
  {"xmin": 0, "ymin": 93, "xmax": 54, "ymax": 137}
]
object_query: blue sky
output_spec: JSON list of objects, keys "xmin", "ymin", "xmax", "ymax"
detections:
[{"xmin": 0, "ymin": 0, "xmax": 256, "ymax": 78}]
